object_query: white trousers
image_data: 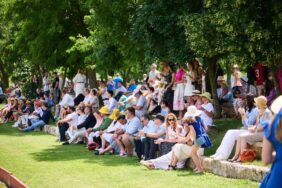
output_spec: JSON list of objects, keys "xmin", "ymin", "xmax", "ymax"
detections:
[
  {"xmin": 68, "ymin": 128, "xmax": 86, "ymax": 144},
  {"xmin": 215, "ymin": 129, "xmax": 248, "ymax": 160}
]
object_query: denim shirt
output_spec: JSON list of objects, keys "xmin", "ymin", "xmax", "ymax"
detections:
[{"xmin": 242, "ymin": 107, "xmax": 258, "ymax": 128}]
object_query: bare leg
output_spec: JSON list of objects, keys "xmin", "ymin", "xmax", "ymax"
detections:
[
  {"xmin": 115, "ymin": 136, "xmax": 126, "ymax": 155},
  {"xmin": 191, "ymin": 147, "xmax": 203, "ymax": 172},
  {"xmin": 122, "ymin": 134, "xmax": 133, "ymax": 156},
  {"xmin": 231, "ymin": 138, "xmax": 241, "ymax": 161},
  {"xmin": 100, "ymin": 134, "xmax": 106, "ymax": 150}
]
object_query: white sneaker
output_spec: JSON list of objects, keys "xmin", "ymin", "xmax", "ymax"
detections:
[
  {"xmin": 12, "ymin": 122, "xmax": 19, "ymax": 128},
  {"xmin": 214, "ymin": 153, "xmax": 227, "ymax": 160}
]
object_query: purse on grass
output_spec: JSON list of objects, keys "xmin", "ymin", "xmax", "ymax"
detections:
[{"xmin": 239, "ymin": 149, "xmax": 256, "ymax": 162}]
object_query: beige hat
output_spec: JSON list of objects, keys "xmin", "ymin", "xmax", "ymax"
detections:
[
  {"xmin": 217, "ymin": 76, "xmax": 225, "ymax": 81},
  {"xmin": 271, "ymin": 95, "xmax": 282, "ymax": 114},
  {"xmin": 192, "ymin": 90, "xmax": 201, "ymax": 96},
  {"xmin": 200, "ymin": 92, "xmax": 212, "ymax": 101},
  {"xmin": 254, "ymin": 96, "xmax": 267, "ymax": 109},
  {"xmin": 184, "ymin": 105, "xmax": 202, "ymax": 118}
]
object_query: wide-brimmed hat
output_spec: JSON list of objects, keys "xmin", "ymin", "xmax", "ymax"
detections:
[
  {"xmin": 192, "ymin": 90, "xmax": 201, "ymax": 96},
  {"xmin": 99, "ymin": 106, "xmax": 110, "ymax": 115},
  {"xmin": 271, "ymin": 95, "xmax": 282, "ymax": 114},
  {"xmin": 109, "ymin": 109, "xmax": 120, "ymax": 120},
  {"xmin": 184, "ymin": 105, "xmax": 202, "ymax": 118},
  {"xmin": 254, "ymin": 96, "xmax": 267, "ymax": 109},
  {"xmin": 217, "ymin": 76, "xmax": 225, "ymax": 81},
  {"xmin": 200, "ymin": 92, "xmax": 212, "ymax": 101}
]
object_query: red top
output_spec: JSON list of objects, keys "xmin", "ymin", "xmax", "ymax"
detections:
[{"xmin": 254, "ymin": 63, "xmax": 264, "ymax": 85}]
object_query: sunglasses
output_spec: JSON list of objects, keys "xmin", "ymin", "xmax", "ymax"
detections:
[{"xmin": 167, "ymin": 119, "xmax": 175, "ymax": 122}]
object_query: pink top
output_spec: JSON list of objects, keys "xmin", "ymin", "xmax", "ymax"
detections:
[
  {"xmin": 175, "ymin": 69, "xmax": 185, "ymax": 82},
  {"xmin": 276, "ymin": 69, "xmax": 282, "ymax": 93}
]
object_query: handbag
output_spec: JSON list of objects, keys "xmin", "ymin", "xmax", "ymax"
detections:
[
  {"xmin": 196, "ymin": 136, "xmax": 206, "ymax": 146},
  {"xmin": 239, "ymin": 149, "xmax": 256, "ymax": 162}
]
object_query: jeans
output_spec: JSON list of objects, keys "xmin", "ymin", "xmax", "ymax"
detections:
[
  {"xmin": 133, "ymin": 139, "xmax": 144, "ymax": 160},
  {"xmin": 22, "ymin": 119, "xmax": 46, "ymax": 132},
  {"xmin": 144, "ymin": 137, "xmax": 158, "ymax": 160},
  {"xmin": 58, "ymin": 122, "xmax": 69, "ymax": 141},
  {"xmin": 53, "ymin": 88, "xmax": 60, "ymax": 104}
]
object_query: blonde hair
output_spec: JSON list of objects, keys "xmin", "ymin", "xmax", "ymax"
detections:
[
  {"xmin": 165, "ymin": 113, "xmax": 177, "ymax": 130},
  {"xmin": 276, "ymin": 118, "xmax": 282, "ymax": 142}
]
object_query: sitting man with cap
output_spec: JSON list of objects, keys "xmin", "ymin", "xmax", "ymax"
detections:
[
  {"xmin": 139, "ymin": 114, "xmax": 166, "ymax": 160},
  {"xmin": 116, "ymin": 107, "xmax": 142, "ymax": 156},
  {"xmin": 132, "ymin": 88, "xmax": 147, "ymax": 119}
]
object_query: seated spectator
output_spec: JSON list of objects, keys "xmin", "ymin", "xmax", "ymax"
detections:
[
  {"xmin": 199, "ymin": 92, "xmax": 214, "ymax": 127},
  {"xmin": 97, "ymin": 114, "xmax": 127, "ymax": 155},
  {"xmin": 106, "ymin": 90, "xmax": 118, "ymax": 113},
  {"xmin": 266, "ymin": 81, "xmax": 276, "ymax": 106},
  {"xmin": 211, "ymin": 94, "xmax": 258, "ymax": 160},
  {"xmin": 54, "ymin": 88, "xmax": 74, "ymax": 120},
  {"xmin": 156, "ymin": 113, "xmax": 182, "ymax": 156},
  {"xmin": 19, "ymin": 102, "xmax": 54, "ymax": 132},
  {"xmin": 127, "ymin": 79, "xmax": 137, "ymax": 93},
  {"xmin": 90, "ymin": 89, "xmax": 99, "ymax": 112},
  {"xmin": 86, "ymin": 106, "xmax": 112, "ymax": 146},
  {"xmin": 44, "ymin": 93, "xmax": 55, "ymax": 108},
  {"xmin": 231, "ymin": 96, "xmax": 272, "ymax": 162},
  {"xmin": 3, "ymin": 98, "xmax": 18, "ymax": 123},
  {"xmin": 63, "ymin": 105, "xmax": 95, "ymax": 145},
  {"xmin": 0, "ymin": 98, "xmax": 12, "ymax": 121},
  {"xmin": 12, "ymin": 100, "xmax": 34, "ymax": 128},
  {"xmin": 82, "ymin": 88, "xmax": 92, "ymax": 104},
  {"xmin": 139, "ymin": 114, "xmax": 166, "ymax": 160},
  {"xmin": 115, "ymin": 81, "xmax": 127, "ymax": 96},
  {"xmin": 36, "ymin": 88, "xmax": 44, "ymax": 99},
  {"xmin": 160, "ymin": 100, "xmax": 170, "ymax": 117},
  {"xmin": 191, "ymin": 90, "xmax": 202, "ymax": 109},
  {"xmin": 133, "ymin": 89, "xmax": 147, "ymax": 118},
  {"xmin": 217, "ymin": 76, "xmax": 233, "ymax": 104},
  {"xmin": 57, "ymin": 106, "xmax": 78, "ymax": 142},
  {"xmin": 116, "ymin": 107, "xmax": 142, "ymax": 156}
]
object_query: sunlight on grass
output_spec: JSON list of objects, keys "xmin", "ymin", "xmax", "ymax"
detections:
[{"xmin": 0, "ymin": 124, "xmax": 259, "ymax": 188}]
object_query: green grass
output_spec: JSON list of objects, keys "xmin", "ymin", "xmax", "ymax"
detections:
[{"xmin": 0, "ymin": 123, "xmax": 259, "ymax": 188}]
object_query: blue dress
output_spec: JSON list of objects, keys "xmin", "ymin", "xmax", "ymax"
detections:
[
  {"xmin": 190, "ymin": 117, "xmax": 212, "ymax": 148},
  {"xmin": 261, "ymin": 112, "xmax": 282, "ymax": 188}
]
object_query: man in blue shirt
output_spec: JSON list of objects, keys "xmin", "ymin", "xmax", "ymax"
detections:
[
  {"xmin": 127, "ymin": 79, "xmax": 137, "ymax": 93},
  {"xmin": 116, "ymin": 107, "xmax": 142, "ymax": 156},
  {"xmin": 113, "ymin": 73, "xmax": 123, "ymax": 89}
]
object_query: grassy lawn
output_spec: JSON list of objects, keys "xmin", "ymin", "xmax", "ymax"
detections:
[{"xmin": 0, "ymin": 122, "xmax": 260, "ymax": 188}]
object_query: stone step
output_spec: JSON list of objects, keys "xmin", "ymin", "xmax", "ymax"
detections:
[{"xmin": 186, "ymin": 157, "xmax": 269, "ymax": 182}]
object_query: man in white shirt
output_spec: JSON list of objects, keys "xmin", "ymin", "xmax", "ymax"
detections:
[
  {"xmin": 200, "ymin": 92, "xmax": 214, "ymax": 126},
  {"xmin": 57, "ymin": 106, "xmax": 78, "ymax": 142},
  {"xmin": 82, "ymin": 88, "xmax": 91, "ymax": 104},
  {"xmin": 133, "ymin": 89, "xmax": 147, "ymax": 118},
  {"xmin": 54, "ymin": 88, "xmax": 74, "ymax": 119}
]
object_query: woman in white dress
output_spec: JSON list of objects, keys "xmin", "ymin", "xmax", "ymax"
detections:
[
  {"xmin": 73, "ymin": 69, "xmax": 86, "ymax": 97},
  {"xmin": 184, "ymin": 62, "xmax": 195, "ymax": 103}
]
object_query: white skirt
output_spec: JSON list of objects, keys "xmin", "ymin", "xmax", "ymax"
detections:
[
  {"xmin": 184, "ymin": 79, "xmax": 195, "ymax": 97},
  {"xmin": 150, "ymin": 151, "xmax": 186, "ymax": 170}
]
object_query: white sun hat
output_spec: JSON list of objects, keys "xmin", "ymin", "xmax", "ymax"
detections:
[{"xmin": 184, "ymin": 105, "xmax": 202, "ymax": 118}]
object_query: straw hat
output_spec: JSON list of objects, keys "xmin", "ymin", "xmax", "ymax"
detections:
[
  {"xmin": 271, "ymin": 95, "xmax": 282, "ymax": 114},
  {"xmin": 217, "ymin": 76, "xmax": 225, "ymax": 81},
  {"xmin": 99, "ymin": 106, "xmax": 110, "ymax": 115},
  {"xmin": 184, "ymin": 105, "xmax": 202, "ymax": 118},
  {"xmin": 200, "ymin": 92, "xmax": 212, "ymax": 101},
  {"xmin": 254, "ymin": 96, "xmax": 267, "ymax": 109},
  {"xmin": 109, "ymin": 109, "xmax": 120, "ymax": 120}
]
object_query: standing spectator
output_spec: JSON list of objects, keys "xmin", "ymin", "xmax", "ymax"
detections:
[
  {"xmin": 254, "ymin": 62, "xmax": 266, "ymax": 96},
  {"xmin": 232, "ymin": 64, "xmax": 242, "ymax": 89},
  {"xmin": 184, "ymin": 62, "xmax": 196, "ymax": 103},
  {"xmin": 54, "ymin": 88, "xmax": 74, "ymax": 120},
  {"xmin": 148, "ymin": 63, "xmax": 160, "ymax": 85},
  {"xmin": 52, "ymin": 72, "xmax": 60, "ymax": 104},
  {"xmin": 161, "ymin": 62, "xmax": 175, "ymax": 111},
  {"xmin": 73, "ymin": 69, "xmax": 86, "ymax": 97},
  {"xmin": 106, "ymin": 76, "xmax": 115, "ymax": 92},
  {"xmin": 174, "ymin": 66, "xmax": 186, "ymax": 119},
  {"xmin": 113, "ymin": 73, "xmax": 123, "ymax": 90},
  {"xmin": 42, "ymin": 72, "xmax": 50, "ymax": 97},
  {"xmin": 260, "ymin": 96, "xmax": 282, "ymax": 188},
  {"xmin": 133, "ymin": 89, "xmax": 147, "ymax": 118}
]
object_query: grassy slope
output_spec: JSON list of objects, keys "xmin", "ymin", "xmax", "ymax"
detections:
[{"xmin": 0, "ymin": 123, "xmax": 259, "ymax": 188}]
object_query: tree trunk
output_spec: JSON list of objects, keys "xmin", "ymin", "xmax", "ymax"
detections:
[
  {"xmin": 206, "ymin": 56, "xmax": 221, "ymax": 118},
  {"xmin": 87, "ymin": 68, "xmax": 98, "ymax": 88},
  {"xmin": 225, "ymin": 61, "xmax": 231, "ymax": 87},
  {"xmin": 0, "ymin": 60, "xmax": 9, "ymax": 89}
]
